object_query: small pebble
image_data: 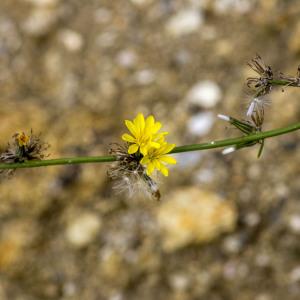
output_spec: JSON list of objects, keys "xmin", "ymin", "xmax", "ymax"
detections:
[
  {"xmin": 290, "ymin": 266, "xmax": 300, "ymax": 283},
  {"xmin": 187, "ymin": 112, "xmax": 215, "ymax": 137},
  {"xmin": 134, "ymin": 69, "xmax": 156, "ymax": 85},
  {"xmin": 288, "ymin": 215, "xmax": 300, "ymax": 234},
  {"xmin": 116, "ymin": 49, "xmax": 137, "ymax": 68},
  {"xmin": 59, "ymin": 29, "xmax": 83, "ymax": 52},
  {"xmin": 166, "ymin": 9, "xmax": 203, "ymax": 37},
  {"xmin": 22, "ymin": 8, "xmax": 58, "ymax": 37},
  {"xmin": 66, "ymin": 213, "xmax": 102, "ymax": 248},
  {"xmin": 186, "ymin": 80, "xmax": 222, "ymax": 109}
]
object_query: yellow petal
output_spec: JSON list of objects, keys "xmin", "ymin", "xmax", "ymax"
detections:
[
  {"xmin": 160, "ymin": 164, "xmax": 169, "ymax": 176},
  {"xmin": 140, "ymin": 156, "xmax": 150, "ymax": 164},
  {"xmin": 162, "ymin": 143, "xmax": 176, "ymax": 154},
  {"xmin": 147, "ymin": 162, "xmax": 155, "ymax": 175},
  {"xmin": 128, "ymin": 144, "xmax": 139, "ymax": 154},
  {"xmin": 152, "ymin": 122, "xmax": 162, "ymax": 134},
  {"xmin": 125, "ymin": 120, "xmax": 137, "ymax": 137},
  {"xmin": 122, "ymin": 133, "xmax": 136, "ymax": 143},
  {"xmin": 134, "ymin": 113, "xmax": 145, "ymax": 133},
  {"xmin": 160, "ymin": 156, "xmax": 177, "ymax": 164},
  {"xmin": 150, "ymin": 141, "xmax": 161, "ymax": 149},
  {"xmin": 140, "ymin": 145, "xmax": 149, "ymax": 156},
  {"xmin": 153, "ymin": 159, "xmax": 161, "ymax": 170},
  {"xmin": 145, "ymin": 115, "xmax": 155, "ymax": 128}
]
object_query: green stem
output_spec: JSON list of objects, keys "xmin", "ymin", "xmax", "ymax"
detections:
[
  {"xmin": 0, "ymin": 121, "xmax": 299, "ymax": 170},
  {"xmin": 269, "ymin": 79, "xmax": 300, "ymax": 87}
]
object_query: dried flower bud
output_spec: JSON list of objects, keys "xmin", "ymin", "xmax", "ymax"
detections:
[
  {"xmin": 108, "ymin": 144, "xmax": 161, "ymax": 200},
  {"xmin": 0, "ymin": 130, "xmax": 50, "ymax": 176},
  {"xmin": 247, "ymin": 54, "xmax": 273, "ymax": 96}
]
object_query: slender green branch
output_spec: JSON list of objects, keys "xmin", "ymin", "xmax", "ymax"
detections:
[
  {"xmin": 268, "ymin": 79, "xmax": 300, "ymax": 87},
  {"xmin": 0, "ymin": 121, "xmax": 299, "ymax": 170}
]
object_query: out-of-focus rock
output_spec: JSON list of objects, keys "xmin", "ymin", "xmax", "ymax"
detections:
[
  {"xmin": 58, "ymin": 29, "xmax": 83, "ymax": 52},
  {"xmin": 187, "ymin": 112, "xmax": 215, "ymax": 137},
  {"xmin": 166, "ymin": 9, "xmax": 203, "ymax": 37},
  {"xmin": 26, "ymin": 0, "xmax": 60, "ymax": 7},
  {"xmin": 175, "ymin": 152, "xmax": 203, "ymax": 169},
  {"xmin": 134, "ymin": 69, "xmax": 156, "ymax": 85},
  {"xmin": 288, "ymin": 21, "xmax": 300, "ymax": 54},
  {"xmin": 0, "ymin": 17, "xmax": 21, "ymax": 53},
  {"xmin": 288, "ymin": 214, "xmax": 300, "ymax": 234},
  {"xmin": 0, "ymin": 220, "xmax": 36, "ymax": 270},
  {"xmin": 223, "ymin": 234, "xmax": 243, "ymax": 254},
  {"xmin": 130, "ymin": 0, "xmax": 153, "ymax": 6},
  {"xmin": 99, "ymin": 248, "xmax": 128, "ymax": 283},
  {"xmin": 66, "ymin": 212, "xmax": 102, "ymax": 248},
  {"xmin": 96, "ymin": 31, "xmax": 118, "ymax": 48},
  {"xmin": 289, "ymin": 266, "xmax": 300, "ymax": 283},
  {"xmin": 157, "ymin": 187, "xmax": 237, "ymax": 252},
  {"xmin": 194, "ymin": 167, "xmax": 215, "ymax": 184},
  {"xmin": 94, "ymin": 8, "xmax": 112, "ymax": 24},
  {"xmin": 22, "ymin": 8, "xmax": 59, "ymax": 37},
  {"xmin": 186, "ymin": 80, "xmax": 222, "ymax": 109},
  {"xmin": 116, "ymin": 49, "xmax": 137, "ymax": 68},
  {"xmin": 213, "ymin": 0, "xmax": 253, "ymax": 15}
]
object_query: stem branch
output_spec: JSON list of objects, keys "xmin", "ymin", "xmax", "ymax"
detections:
[{"xmin": 0, "ymin": 121, "xmax": 299, "ymax": 170}]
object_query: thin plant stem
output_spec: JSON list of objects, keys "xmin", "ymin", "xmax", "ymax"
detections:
[
  {"xmin": 0, "ymin": 121, "xmax": 299, "ymax": 170},
  {"xmin": 268, "ymin": 79, "xmax": 300, "ymax": 87}
]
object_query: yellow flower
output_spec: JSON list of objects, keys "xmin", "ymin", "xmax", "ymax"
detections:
[
  {"xmin": 140, "ymin": 139, "xmax": 177, "ymax": 177},
  {"xmin": 122, "ymin": 113, "xmax": 167, "ymax": 155},
  {"xmin": 15, "ymin": 132, "xmax": 30, "ymax": 147}
]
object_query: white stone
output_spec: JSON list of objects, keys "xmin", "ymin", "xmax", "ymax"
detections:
[
  {"xmin": 26, "ymin": 0, "xmax": 59, "ymax": 7},
  {"xmin": 223, "ymin": 235, "xmax": 242, "ymax": 253},
  {"xmin": 169, "ymin": 273, "xmax": 189, "ymax": 291},
  {"xmin": 187, "ymin": 112, "xmax": 214, "ymax": 136},
  {"xmin": 290, "ymin": 266, "xmax": 300, "ymax": 282},
  {"xmin": 66, "ymin": 213, "xmax": 101, "ymax": 248},
  {"xmin": 289, "ymin": 215, "xmax": 300, "ymax": 234},
  {"xmin": 130, "ymin": 0, "xmax": 153, "ymax": 6},
  {"xmin": 117, "ymin": 50, "xmax": 137, "ymax": 68},
  {"xmin": 134, "ymin": 69, "xmax": 156, "ymax": 85},
  {"xmin": 214, "ymin": 0, "xmax": 253, "ymax": 15},
  {"xmin": 186, "ymin": 80, "xmax": 222, "ymax": 108},
  {"xmin": 59, "ymin": 29, "xmax": 83, "ymax": 52},
  {"xmin": 22, "ymin": 8, "xmax": 58, "ymax": 37},
  {"xmin": 166, "ymin": 9, "xmax": 203, "ymax": 37}
]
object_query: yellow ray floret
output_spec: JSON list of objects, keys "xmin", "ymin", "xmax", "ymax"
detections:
[
  {"xmin": 122, "ymin": 113, "xmax": 168, "ymax": 155},
  {"xmin": 140, "ymin": 139, "xmax": 177, "ymax": 177},
  {"xmin": 15, "ymin": 132, "xmax": 30, "ymax": 147}
]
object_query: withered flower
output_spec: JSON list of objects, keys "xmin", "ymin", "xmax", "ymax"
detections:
[
  {"xmin": 107, "ymin": 144, "xmax": 161, "ymax": 201},
  {"xmin": 247, "ymin": 54, "xmax": 273, "ymax": 96},
  {"xmin": 0, "ymin": 130, "xmax": 49, "ymax": 175},
  {"xmin": 279, "ymin": 65, "xmax": 300, "ymax": 88}
]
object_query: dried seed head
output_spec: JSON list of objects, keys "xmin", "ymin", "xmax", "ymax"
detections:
[
  {"xmin": 108, "ymin": 144, "xmax": 161, "ymax": 200},
  {"xmin": 246, "ymin": 54, "xmax": 273, "ymax": 96},
  {"xmin": 0, "ymin": 130, "xmax": 50, "ymax": 177},
  {"xmin": 250, "ymin": 106, "xmax": 264, "ymax": 131},
  {"xmin": 246, "ymin": 96, "xmax": 270, "ymax": 119},
  {"xmin": 279, "ymin": 68, "xmax": 300, "ymax": 87},
  {"xmin": 0, "ymin": 130, "xmax": 49, "ymax": 163}
]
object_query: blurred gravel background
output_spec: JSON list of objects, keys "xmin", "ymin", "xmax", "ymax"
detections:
[{"xmin": 0, "ymin": 0, "xmax": 300, "ymax": 299}]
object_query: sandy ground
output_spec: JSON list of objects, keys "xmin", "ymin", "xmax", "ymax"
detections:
[{"xmin": 0, "ymin": 0, "xmax": 300, "ymax": 299}]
